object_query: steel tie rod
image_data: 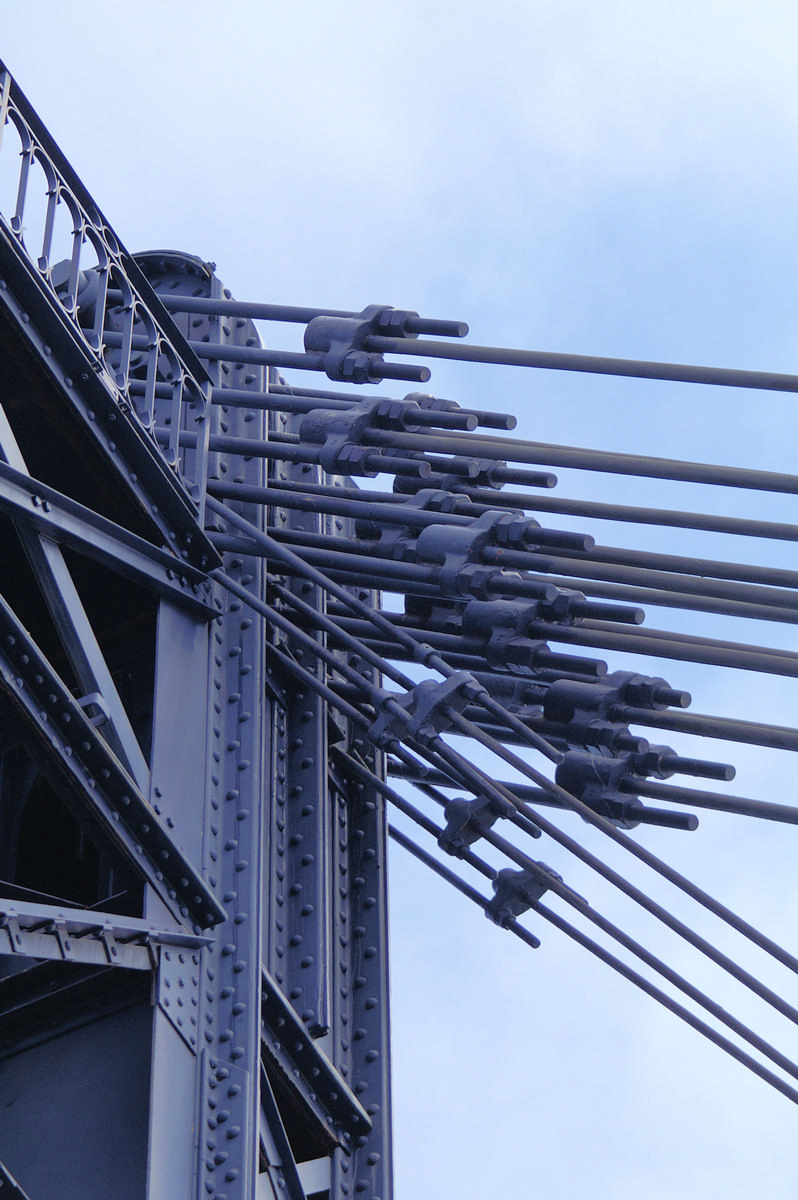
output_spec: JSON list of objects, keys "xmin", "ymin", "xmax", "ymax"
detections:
[
  {"xmin": 356, "ymin": 424, "xmax": 798, "ymax": 496},
  {"xmin": 208, "ymin": 497, "xmax": 564, "ymax": 764},
  {"xmin": 210, "ymin": 477, "xmax": 798, "ymax": 552},
  {"xmin": 363, "ymin": 331, "xmax": 798, "ymax": 395},
  {"xmin": 207, "ymin": 496, "xmax": 798, "ymax": 979},
  {"xmin": 406, "ymin": 738, "xmax": 798, "ymax": 1021},
  {"xmin": 102, "ymin": 329, "xmax": 430, "ymax": 384},
  {"xmin": 230, "ymin": 531, "xmax": 639, "ymax": 625},
  {"xmin": 265, "ymin": 382, "xmax": 516, "ymax": 430},
  {"xmin": 620, "ymin": 706, "xmax": 798, "ymax": 753},
  {"xmin": 459, "ymin": 769, "xmax": 798, "ymax": 827},
  {"xmin": 241, "ymin": 568, "xmax": 798, "ymax": 1030},
  {"xmin": 329, "ymin": 608, "xmax": 798, "ymax": 679},
  {"xmin": 526, "ymin": 620, "xmax": 798, "ymax": 678},
  {"xmin": 462, "ymin": 710, "xmax": 798, "ymax": 759},
  {"xmin": 470, "ymin": 487, "xmax": 798, "ymax": 544},
  {"xmin": 260, "ymin": 525, "xmax": 798, "ymax": 624},
  {"xmin": 147, "ymin": 292, "xmax": 469, "ymax": 338},
  {"xmin": 426, "ymin": 721, "xmax": 798, "ymax": 980},
  {"xmin": 374, "ymin": 771, "xmax": 798, "ymax": 1088},
  {"xmin": 131, "ymin": 379, "xmax": 490, "ymax": 431},
  {"xmin": 385, "ymin": 821, "xmax": 798, "ymax": 1107}
]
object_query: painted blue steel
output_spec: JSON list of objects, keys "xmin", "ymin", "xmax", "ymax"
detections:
[
  {"xmin": 0, "ymin": 1161, "xmax": 32, "ymax": 1199},
  {"xmin": 0, "ymin": 900, "xmax": 208, "ymax": 969},
  {"xmin": 0, "ymin": 459, "xmax": 215, "ymax": 616},
  {"xmin": 149, "ymin": 257, "xmax": 271, "ymax": 1200},
  {"xmin": 255, "ymin": 440, "xmax": 394, "ymax": 1192},
  {"xmin": 145, "ymin": 598, "xmax": 218, "ymax": 1198},
  {"xmin": 0, "ymin": 990, "xmax": 154, "ymax": 1199},
  {"xmin": 119, "ymin": 289, "xmax": 469, "ymax": 340},
  {"xmin": 8, "ymin": 54, "xmax": 798, "ymax": 1200},
  {"xmin": 261, "ymin": 967, "xmax": 371, "ymax": 1138},
  {"xmin": 0, "ymin": 392, "xmax": 152, "ymax": 788},
  {"xmin": 0, "ymin": 68, "xmax": 213, "ymax": 514},
  {"xmin": 258, "ymin": 1066, "xmax": 311, "ymax": 1199},
  {"xmin": 0, "ymin": 231, "xmax": 218, "ymax": 571},
  {"xmin": 0, "ymin": 588, "xmax": 224, "ymax": 927},
  {"xmin": 363, "ymin": 329, "xmax": 798, "ymax": 394},
  {"xmin": 267, "ymin": 424, "xmax": 333, "ymax": 1039}
]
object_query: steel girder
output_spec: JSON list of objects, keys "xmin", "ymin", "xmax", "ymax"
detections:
[{"xmin": 7, "ymin": 52, "xmax": 798, "ymax": 1200}]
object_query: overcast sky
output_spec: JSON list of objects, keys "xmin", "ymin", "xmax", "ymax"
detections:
[{"xmin": 4, "ymin": 5, "xmax": 798, "ymax": 1197}]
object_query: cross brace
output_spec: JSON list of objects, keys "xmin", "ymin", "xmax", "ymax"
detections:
[{"xmin": 0, "ymin": 592, "xmax": 224, "ymax": 928}]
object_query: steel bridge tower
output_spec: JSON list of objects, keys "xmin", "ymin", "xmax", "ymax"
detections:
[{"xmin": 2, "ymin": 61, "xmax": 798, "ymax": 1199}]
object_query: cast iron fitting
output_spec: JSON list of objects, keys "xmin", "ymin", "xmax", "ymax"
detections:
[
  {"xmin": 403, "ymin": 391, "xmax": 461, "ymax": 414},
  {"xmin": 414, "ymin": 510, "xmax": 510, "ymax": 588},
  {"xmin": 403, "ymin": 595, "xmax": 466, "ymax": 630},
  {"xmin": 543, "ymin": 671, "xmax": 690, "ymax": 725},
  {"xmin": 370, "ymin": 306, "xmax": 423, "ymax": 338},
  {"xmin": 460, "ymin": 599, "xmax": 565, "ymax": 671},
  {"xmin": 318, "ymin": 441, "xmax": 379, "ymax": 478},
  {"xmin": 621, "ymin": 674, "xmax": 691, "ymax": 710},
  {"xmin": 627, "ymin": 744, "xmax": 681, "ymax": 780},
  {"xmin": 438, "ymin": 793, "xmax": 516, "ymax": 856},
  {"xmin": 492, "ymin": 512, "xmax": 594, "ymax": 554},
  {"xmin": 468, "ymin": 674, "xmax": 543, "ymax": 708},
  {"xmin": 401, "ymin": 487, "xmax": 473, "ymax": 515},
  {"xmin": 486, "ymin": 865, "xmax": 561, "ymax": 929},
  {"xmin": 537, "ymin": 589, "xmax": 592, "ymax": 624},
  {"xmin": 546, "ymin": 717, "xmax": 649, "ymax": 756},
  {"xmin": 304, "ymin": 305, "xmax": 424, "ymax": 384},
  {"xmin": 367, "ymin": 671, "xmax": 480, "ymax": 748},
  {"xmin": 297, "ymin": 403, "xmax": 436, "ymax": 476},
  {"xmin": 352, "ymin": 520, "xmax": 417, "ymax": 561},
  {"xmin": 299, "ymin": 400, "xmax": 387, "ymax": 447},
  {"xmin": 624, "ymin": 745, "xmax": 735, "ymax": 782},
  {"xmin": 556, "ymin": 751, "xmax": 646, "ymax": 828},
  {"xmin": 461, "ymin": 598, "xmax": 552, "ymax": 637}
]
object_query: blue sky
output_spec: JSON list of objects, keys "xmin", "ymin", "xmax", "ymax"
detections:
[{"xmin": 4, "ymin": 4, "xmax": 798, "ymax": 1197}]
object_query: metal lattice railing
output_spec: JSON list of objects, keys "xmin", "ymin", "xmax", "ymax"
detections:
[
  {"xmin": 5, "ymin": 54, "xmax": 798, "ymax": 1197},
  {"xmin": 0, "ymin": 63, "xmax": 211, "ymax": 519}
]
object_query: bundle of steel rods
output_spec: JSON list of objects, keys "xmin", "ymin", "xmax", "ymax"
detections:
[{"xmin": 141, "ymin": 285, "xmax": 798, "ymax": 1109}]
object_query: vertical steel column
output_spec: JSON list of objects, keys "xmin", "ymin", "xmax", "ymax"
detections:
[
  {"xmin": 145, "ymin": 601, "xmax": 210, "ymax": 1200},
  {"xmin": 143, "ymin": 255, "xmax": 269, "ymax": 1199},
  {"xmin": 265, "ymin": 424, "xmax": 331, "ymax": 1038},
  {"xmin": 330, "ymin": 646, "xmax": 393, "ymax": 1200}
]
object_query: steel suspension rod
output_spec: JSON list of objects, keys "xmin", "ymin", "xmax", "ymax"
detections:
[{"xmin": 363, "ymin": 331, "xmax": 798, "ymax": 395}]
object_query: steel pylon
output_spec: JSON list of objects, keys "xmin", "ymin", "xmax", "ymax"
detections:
[{"xmin": 2, "ymin": 60, "xmax": 798, "ymax": 1200}]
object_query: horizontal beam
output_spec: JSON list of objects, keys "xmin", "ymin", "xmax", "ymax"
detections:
[
  {"xmin": 0, "ymin": 898, "xmax": 210, "ymax": 970},
  {"xmin": 0, "ymin": 460, "xmax": 214, "ymax": 618}
]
